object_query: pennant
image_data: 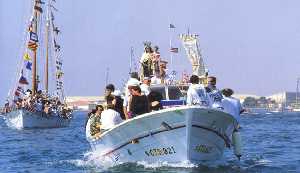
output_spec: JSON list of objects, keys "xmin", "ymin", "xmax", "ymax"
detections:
[
  {"xmin": 23, "ymin": 53, "xmax": 31, "ymax": 61},
  {"xmin": 34, "ymin": 5, "xmax": 43, "ymax": 13},
  {"xmin": 169, "ymin": 24, "xmax": 176, "ymax": 29},
  {"xmin": 56, "ymin": 60, "xmax": 62, "ymax": 65},
  {"xmin": 28, "ymin": 41, "xmax": 38, "ymax": 51},
  {"xmin": 170, "ymin": 47, "xmax": 179, "ymax": 53},
  {"xmin": 56, "ymin": 71, "xmax": 64, "ymax": 79},
  {"xmin": 30, "ymin": 31, "xmax": 38, "ymax": 42},
  {"xmin": 28, "ymin": 24, "xmax": 33, "ymax": 32},
  {"xmin": 53, "ymin": 27, "xmax": 60, "ymax": 34},
  {"xmin": 19, "ymin": 76, "xmax": 29, "ymax": 85},
  {"xmin": 54, "ymin": 39, "xmax": 61, "ymax": 51},
  {"xmin": 50, "ymin": 4, "xmax": 58, "ymax": 11},
  {"xmin": 51, "ymin": 11, "xmax": 55, "ymax": 20},
  {"xmin": 17, "ymin": 86, "xmax": 25, "ymax": 94},
  {"xmin": 14, "ymin": 91, "xmax": 20, "ymax": 97},
  {"xmin": 26, "ymin": 62, "xmax": 32, "ymax": 70}
]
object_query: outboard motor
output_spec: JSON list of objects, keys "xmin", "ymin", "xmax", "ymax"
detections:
[{"xmin": 232, "ymin": 129, "xmax": 242, "ymax": 160}]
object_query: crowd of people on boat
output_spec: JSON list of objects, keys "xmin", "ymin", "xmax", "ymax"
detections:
[
  {"xmin": 87, "ymin": 71, "xmax": 244, "ymax": 137},
  {"xmin": 186, "ymin": 74, "xmax": 244, "ymax": 123},
  {"xmin": 86, "ymin": 43, "xmax": 244, "ymax": 137},
  {"xmin": 2, "ymin": 89, "xmax": 72, "ymax": 118}
]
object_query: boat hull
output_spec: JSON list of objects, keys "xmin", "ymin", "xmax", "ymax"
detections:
[
  {"xmin": 4, "ymin": 109, "xmax": 72, "ymax": 129},
  {"xmin": 86, "ymin": 106, "xmax": 237, "ymax": 165}
]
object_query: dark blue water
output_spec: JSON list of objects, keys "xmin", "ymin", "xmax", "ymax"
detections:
[{"xmin": 1, "ymin": 111, "xmax": 300, "ymax": 173}]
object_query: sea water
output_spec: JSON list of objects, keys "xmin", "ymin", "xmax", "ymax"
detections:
[{"xmin": 0, "ymin": 111, "xmax": 300, "ymax": 173}]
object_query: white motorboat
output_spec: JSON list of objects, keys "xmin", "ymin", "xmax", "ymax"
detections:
[
  {"xmin": 85, "ymin": 34, "xmax": 241, "ymax": 165},
  {"xmin": 86, "ymin": 105, "xmax": 237, "ymax": 165}
]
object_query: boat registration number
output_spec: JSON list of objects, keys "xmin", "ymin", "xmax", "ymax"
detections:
[
  {"xmin": 145, "ymin": 146, "xmax": 176, "ymax": 157},
  {"xmin": 194, "ymin": 144, "xmax": 213, "ymax": 153}
]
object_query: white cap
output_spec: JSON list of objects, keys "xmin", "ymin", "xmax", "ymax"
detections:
[{"xmin": 127, "ymin": 78, "xmax": 140, "ymax": 86}]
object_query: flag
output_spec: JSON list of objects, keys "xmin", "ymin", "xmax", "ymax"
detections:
[
  {"xmin": 170, "ymin": 47, "xmax": 178, "ymax": 53},
  {"xmin": 23, "ymin": 53, "xmax": 31, "ymax": 61},
  {"xmin": 28, "ymin": 41, "xmax": 38, "ymax": 51},
  {"xmin": 34, "ymin": 5, "xmax": 43, "ymax": 13},
  {"xmin": 169, "ymin": 24, "xmax": 176, "ymax": 29},
  {"xmin": 30, "ymin": 31, "xmax": 39, "ymax": 42},
  {"xmin": 56, "ymin": 71, "xmax": 64, "ymax": 79},
  {"xmin": 14, "ymin": 91, "xmax": 20, "ymax": 97},
  {"xmin": 19, "ymin": 76, "xmax": 29, "ymax": 85},
  {"xmin": 17, "ymin": 86, "xmax": 25, "ymax": 94},
  {"xmin": 26, "ymin": 62, "xmax": 32, "ymax": 70}
]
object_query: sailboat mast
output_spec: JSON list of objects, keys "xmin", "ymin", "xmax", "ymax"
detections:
[
  {"xmin": 45, "ymin": 7, "xmax": 50, "ymax": 94},
  {"xmin": 32, "ymin": 0, "xmax": 39, "ymax": 95}
]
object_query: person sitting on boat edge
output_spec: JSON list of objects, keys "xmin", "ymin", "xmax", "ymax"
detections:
[
  {"xmin": 90, "ymin": 105, "xmax": 104, "ymax": 137},
  {"xmin": 186, "ymin": 75, "xmax": 211, "ymax": 106},
  {"xmin": 221, "ymin": 88, "xmax": 244, "ymax": 124},
  {"xmin": 206, "ymin": 76, "xmax": 223, "ymax": 109},
  {"xmin": 101, "ymin": 103, "xmax": 123, "ymax": 131},
  {"xmin": 129, "ymin": 85, "xmax": 150, "ymax": 118}
]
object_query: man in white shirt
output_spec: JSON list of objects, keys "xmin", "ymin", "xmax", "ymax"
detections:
[
  {"xmin": 123, "ymin": 74, "xmax": 140, "ymax": 119},
  {"xmin": 206, "ymin": 76, "xmax": 223, "ymax": 109},
  {"xmin": 221, "ymin": 88, "xmax": 244, "ymax": 123},
  {"xmin": 140, "ymin": 77, "xmax": 151, "ymax": 96},
  {"xmin": 186, "ymin": 75, "xmax": 210, "ymax": 106},
  {"xmin": 101, "ymin": 104, "xmax": 123, "ymax": 130}
]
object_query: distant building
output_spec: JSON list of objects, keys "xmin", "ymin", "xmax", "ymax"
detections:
[
  {"xmin": 66, "ymin": 96, "xmax": 105, "ymax": 110},
  {"xmin": 233, "ymin": 94, "xmax": 260, "ymax": 103},
  {"xmin": 267, "ymin": 92, "xmax": 298, "ymax": 106}
]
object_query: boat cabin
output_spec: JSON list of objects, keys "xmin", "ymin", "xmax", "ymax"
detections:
[{"xmin": 149, "ymin": 85, "xmax": 188, "ymax": 107}]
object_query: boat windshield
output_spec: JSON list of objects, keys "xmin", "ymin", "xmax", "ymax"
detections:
[{"xmin": 149, "ymin": 85, "xmax": 184, "ymax": 100}]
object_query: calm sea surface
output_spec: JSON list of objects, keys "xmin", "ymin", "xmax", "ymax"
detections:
[{"xmin": 0, "ymin": 111, "xmax": 300, "ymax": 173}]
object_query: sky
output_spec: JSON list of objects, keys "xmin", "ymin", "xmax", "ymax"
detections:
[{"xmin": 1, "ymin": 0, "xmax": 300, "ymax": 103}]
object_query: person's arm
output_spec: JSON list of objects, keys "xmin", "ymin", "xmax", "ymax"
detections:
[{"xmin": 186, "ymin": 89, "xmax": 192, "ymax": 105}]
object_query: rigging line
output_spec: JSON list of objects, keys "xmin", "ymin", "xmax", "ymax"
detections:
[
  {"xmin": 50, "ymin": 8, "xmax": 65, "ymax": 101},
  {"xmin": 10, "ymin": 0, "xmax": 35, "ymax": 102}
]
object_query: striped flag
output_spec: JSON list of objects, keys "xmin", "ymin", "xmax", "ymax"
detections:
[
  {"xmin": 170, "ymin": 47, "xmax": 178, "ymax": 53},
  {"xmin": 28, "ymin": 41, "xmax": 38, "ymax": 51},
  {"xmin": 17, "ymin": 86, "xmax": 25, "ymax": 94},
  {"xmin": 19, "ymin": 76, "xmax": 29, "ymax": 85}
]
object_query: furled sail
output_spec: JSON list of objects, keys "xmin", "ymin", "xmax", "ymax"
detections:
[{"xmin": 179, "ymin": 34, "xmax": 207, "ymax": 77}]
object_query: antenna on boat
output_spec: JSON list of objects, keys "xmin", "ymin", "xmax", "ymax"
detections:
[
  {"xmin": 105, "ymin": 67, "xmax": 110, "ymax": 86},
  {"xmin": 130, "ymin": 47, "xmax": 134, "ymax": 73}
]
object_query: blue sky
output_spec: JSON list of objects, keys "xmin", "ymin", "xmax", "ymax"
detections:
[{"xmin": 1, "ymin": 0, "xmax": 300, "ymax": 103}]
